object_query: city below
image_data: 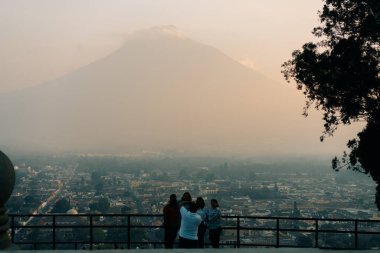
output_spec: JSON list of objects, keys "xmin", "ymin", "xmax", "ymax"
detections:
[{"xmin": 5, "ymin": 154, "xmax": 380, "ymax": 249}]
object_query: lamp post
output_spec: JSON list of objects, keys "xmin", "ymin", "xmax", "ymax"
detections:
[{"xmin": 0, "ymin": 151, "xmax": 15, "ymax": 249}]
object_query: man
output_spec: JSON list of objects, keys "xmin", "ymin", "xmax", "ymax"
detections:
[{"xmin": 163, "ymin": 194, "xmax": 180, "ymax": 248}]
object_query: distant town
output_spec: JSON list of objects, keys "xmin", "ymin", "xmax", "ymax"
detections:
[
  {"xmin": 7, "ymin": 155, "xmax": 378, "ymax": 218},
  {"xmin": 6, "ymin": 154, "xmax": 380, "ymax": 249}
]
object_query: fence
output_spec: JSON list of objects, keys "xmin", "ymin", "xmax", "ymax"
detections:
[{"xmin": 8, "ymin": 214, "xmax": 380, "ymax": 250}]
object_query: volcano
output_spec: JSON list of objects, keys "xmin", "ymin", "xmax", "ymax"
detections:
[{"xmin": 0, "ymin": 26, "xmax": 320, "ymax": 155}]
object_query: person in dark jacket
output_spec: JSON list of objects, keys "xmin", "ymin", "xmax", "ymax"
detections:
[{"xmin": 163, "ymin": 194, "xmax": 180, "ymax": 248}]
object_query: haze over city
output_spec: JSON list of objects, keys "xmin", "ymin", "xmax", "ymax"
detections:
[
  {"xmin": 0, "ymin": 0, "xmax": 363, "ymax": 156},
  {"xmin": 2, "ymin": 1, "xmax": 380, "ymax": 250}
]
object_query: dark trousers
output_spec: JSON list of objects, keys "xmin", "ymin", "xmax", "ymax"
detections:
[
  {"xmin": 179, "ymin": 236, "xmax": 198, "ymax": 248},
  {"xmin": 164, "ymin": 227, "xmax": 178, "ymax": 248},
  {"xmin": 197, "ymin": 222, "xmax": 207, "ymax": 248},
  {"xmin": 209, "ymin": 227, "xmax": 222, "ymax": 248}
]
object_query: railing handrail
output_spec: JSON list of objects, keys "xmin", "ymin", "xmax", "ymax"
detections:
[
  {"xmin": 9, "ymin": 213, "xmax": 380, "ymax": 222},
  {"xmin": 8, "ymin": 213, "xmax": 380, "ymax": 250}
]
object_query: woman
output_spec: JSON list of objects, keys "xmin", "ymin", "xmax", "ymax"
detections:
[
  {"xmin": 180, "ymin": 192, "xmax": 192, "ymax": 210},
  {"xmin": 178, "ymin": 201, "xmax": 202, "ymax": 248},
  {"xmin": 196, "ymin": 197, "xmax": 207, "ymax": 248},
  {"xmin": 207, "ymin": 199, "xmax": 222, "ymax": 248}
]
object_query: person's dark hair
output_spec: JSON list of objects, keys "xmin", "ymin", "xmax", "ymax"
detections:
[
  {"xmin": 169, "ymin": 194, "xmax": 177, "ymax": 205},
  {"xmin": 189, "ymin": 201, "xmax": 198, "ymax": 213},
  {"xmin": 196, "ymin": 197, "xmax": 205, "ymax": 209},
  {"xmin": 181, "ymin": 192, "xmax": 192, "ymax": 202},
  {"xmin": 211, "ymin": 198, "xmax": 219, "ymax": 208}
]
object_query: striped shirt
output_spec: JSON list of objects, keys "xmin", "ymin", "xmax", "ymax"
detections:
[{"xmin": 206, "ymin": 208, "xmax": 221, "ymax": 230}]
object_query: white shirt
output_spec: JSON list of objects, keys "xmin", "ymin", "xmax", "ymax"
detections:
[
  {"xmin": 197, "ymin": 208, "xmax": 206, "ymax": 221},
  {"xmin": 178, "ymin": 206, "xmax": 202, "ymax": 240}
]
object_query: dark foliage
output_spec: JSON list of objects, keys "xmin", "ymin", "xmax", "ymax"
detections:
[
  {"xmin": 51, "ymin": 198, "xmax": 71, "ymax": 213},
  {"xmin": 89, "ymin": 198, "xmax": 110, "ymax": 213},
  {"xmin": 282, "ymin": 0, "xmax": 380, "ymax": 209}
]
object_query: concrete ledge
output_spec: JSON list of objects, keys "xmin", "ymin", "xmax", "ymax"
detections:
[{"xmin": 3, "ymin": 249, "xmax": 380, "ymax": 253}]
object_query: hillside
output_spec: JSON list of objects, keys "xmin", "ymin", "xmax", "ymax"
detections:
[{"xmin": 0, "ymin": 27, "xmax": 326, "ymax": 155}]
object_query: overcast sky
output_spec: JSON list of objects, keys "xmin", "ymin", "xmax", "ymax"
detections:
[{"xmin": 0, "ymin": 0, "xmax": 323, "ymax": 93}]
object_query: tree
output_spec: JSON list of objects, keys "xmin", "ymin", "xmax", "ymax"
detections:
[
  {"xmin": 89, "ymin": 198, "xmax": 110, "ymax": 213},
  {"xmin": 97, "ymin": 198, "xmax": 110, "ymax": 213},
  {"xmin": 51, "ymin": 198, "xmax": 71, "ymax": 213},
  {"xmin": 282, "ymin": 1, "xmax": 380, "ymax": 209}
]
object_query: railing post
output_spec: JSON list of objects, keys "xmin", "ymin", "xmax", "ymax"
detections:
[
  {"xmin": 315, "ymin": 219, "xmax": 318, "ymax": 248},
  {"xmin": 127, "ymin": 215, "xmax": 131, "ymax": 249},
  {"xmin": 276, "ymin": 218, "xmax": 280, "ymax": 248},
  {"xmin": 355, "ymin": 220, "xmax": 358, "ymax": 249},
  {"xmin": 89, "ymin": 215, "xmax": 93, "ymax": 250},
  {"xmin": 11, "ymin": 215, "xmax": 15, "ymax": 244},
  {"xmin": 52, "ymin": 215, "xmax": 56, "ymax": 250},
  {"xmin": 236, "ymin": 216, "xmax": 240, "ymax": 248}
]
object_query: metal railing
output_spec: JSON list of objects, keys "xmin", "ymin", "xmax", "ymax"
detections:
[{"xmin": 8, "ymin": 214, "xmax": 380, "ymax": 250}]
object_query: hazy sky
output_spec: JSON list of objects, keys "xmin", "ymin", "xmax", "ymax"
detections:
[
  {"xmin": 1, "ymin": 0, "xmax": 364, "ymax": 156},
  {"xmin": 0, "ymin": 0, "xmax": 323, "ymax": 93}
]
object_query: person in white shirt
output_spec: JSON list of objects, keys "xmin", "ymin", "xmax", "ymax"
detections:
[{"xmin": 178, "ymin": 201, "xmax": 202, "ymax": 248}]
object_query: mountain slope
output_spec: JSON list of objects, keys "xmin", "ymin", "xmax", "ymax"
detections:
[{"xmin": 0, "ymin": 27, "xmax": 321, "ymax": 155}]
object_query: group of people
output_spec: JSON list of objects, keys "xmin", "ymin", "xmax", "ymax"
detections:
[{"xmin": 163, "ymin": 192, "xmax": 222, "ymax": 249}]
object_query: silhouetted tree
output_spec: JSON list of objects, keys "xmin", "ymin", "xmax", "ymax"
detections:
[
  {"xmin": 89, "ymin": 198, "xmax": 110, "ymax": 213},
  {"xmin": 51, "ymin": 198, "xmax": 71, "ymax": 213},
  {"xmin": 98, "ymin": 198, "xmax": 110, "ymax": 213},
  {"xmin": 95, "ymin": 181, "xmax": 104, "ymax": 196},
  {"xmin": 91, "ymin": 172, "xmax": 101, "ymax": 182},
  {"xmin": 24, "ymin": 195, "xmax": 37, "ymax": 205},
  {"xmin": 282, "ymin": 0, "xmax": 380, "ymax": 209}
]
